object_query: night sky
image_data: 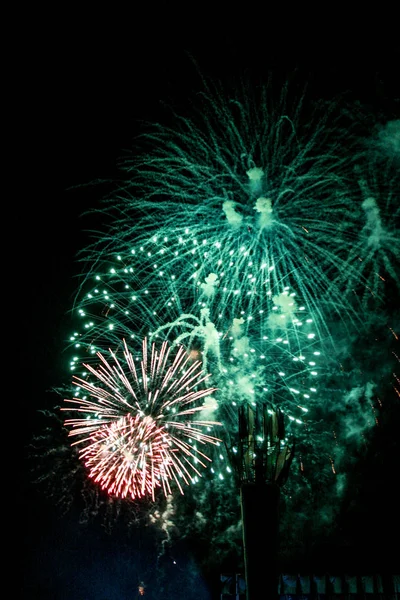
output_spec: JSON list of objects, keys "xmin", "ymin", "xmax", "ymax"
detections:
[{"xmin": 21, "ymin": 32, "xmax": 399, "ymax": 599}]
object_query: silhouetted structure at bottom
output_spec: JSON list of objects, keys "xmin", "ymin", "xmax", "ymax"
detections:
[
  {"xmin": 225, "ymin": 405, "xmax": 400, "ymax": 599},
  {"xmin": 227, "ymin": 404, "xmax": 294, "ymax": 600},
  {"xmin": 220, "ymin": 573, "xmax": 400, "ymax": 599}
]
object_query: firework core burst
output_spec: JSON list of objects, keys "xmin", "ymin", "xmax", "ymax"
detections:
[{"xmin": 62, "ymin": 338, "xmax": 221, "ymax": 500}]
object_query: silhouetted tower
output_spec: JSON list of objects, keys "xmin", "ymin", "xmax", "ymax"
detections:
[{"xmin": 228, "ymin": 404, "xmax": 294, "ymax": 600}]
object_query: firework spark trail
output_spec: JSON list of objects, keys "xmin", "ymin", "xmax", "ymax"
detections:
[
  {"xmin": 62, "ymin": 338, "xmax": 221, "ymax": 500},
  {"xmin": 79, "ymin": 79, "xmax": 382, "ymax": 337},
  {"xmin": 339, "ymin": 158, "xmax": 399, "ymax": 303}
]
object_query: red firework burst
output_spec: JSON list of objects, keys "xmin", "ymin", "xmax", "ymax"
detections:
[{"xmin": 62, "ymin": 338, "xmax": 221, "ymax": 500}]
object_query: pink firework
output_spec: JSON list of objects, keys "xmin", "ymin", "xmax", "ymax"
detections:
[{"xmin": 62, "ymin": 338, "xmax": 221, "ymax": 500}]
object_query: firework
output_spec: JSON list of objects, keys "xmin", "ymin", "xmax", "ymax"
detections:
[
  {"xmin": 62, "ymin": 338, "xmax": 221, "ymax": 500},
  {"xmin": 340, "ymin": 156, "xmax": 399, "ymax": 304},
  {"xmin": 80, "ymin": 78, "xmax": 380, "ymax": 337}
]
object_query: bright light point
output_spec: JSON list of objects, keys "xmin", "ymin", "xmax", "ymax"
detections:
[
  {"xmin": 309, "ymin": 361, "xmax": 316, "ymax": 366},
  {"xmin": 313, "ymin": 351, "xmax": 321, "ymax": 356},
  {"xmin": 307, "ymin": 333, "xmax": 316, "ymax": 339},
  {"xmin": 219, "ymin": 473, "xmax": 224, "ymax": 480},
  {"xmin": 310, "ymin": 387, "xmax": 317, "ymax": 392},
  {"xmin": 279, "ymin": 372, "xmax": 285, "ymax": 376}
]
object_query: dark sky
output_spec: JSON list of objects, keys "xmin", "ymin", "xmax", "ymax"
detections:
[{"xmin": 20, "ymin": 32, "xmax": 399, "ymax": 599}]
